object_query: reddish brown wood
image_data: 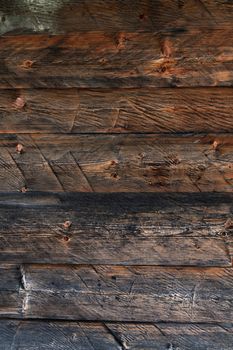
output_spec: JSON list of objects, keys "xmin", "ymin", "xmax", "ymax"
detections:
[
  {"xmin": 0, "ymin": 28, "xmax": 232, "ymax": 88},
  {"xmin": 0, "ymin": 134, "xmax": 232, "ymax": 192},
  {"xmin": 0, "ymin": 88, "xmax": 232, "ymax": 133}
]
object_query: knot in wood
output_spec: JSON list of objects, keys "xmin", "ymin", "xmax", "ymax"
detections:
[
  {"xmin": 20, "ymin": 60, "xmax": 34, "ymax": 69},
  {"xmin": 116, "ymin": 32, "xmax": 127, "ymax": 50}
]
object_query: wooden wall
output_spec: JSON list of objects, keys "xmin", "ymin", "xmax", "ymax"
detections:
[{"xmin": 0, "ymin": 1, "xmax": 232, "ymax": 349}]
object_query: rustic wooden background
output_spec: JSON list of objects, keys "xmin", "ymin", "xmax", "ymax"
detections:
[{"xmin": 0, "ymin": 0, "xmax": 232, "ymax": 349}]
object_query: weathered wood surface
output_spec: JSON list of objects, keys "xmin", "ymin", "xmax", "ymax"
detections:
[
  {"xmin": 0, "ymin": 192, "xmax": 232, "ymax": 265},
  {"xmin": 0, "ymin": 28, "xmax": 232, "ymax": 88},
  {"xmin": 0, "ymin": 134, "xmax": 232, "ymax": 192},
  {"xmin": 107, "ymin": 323, "xmax": 233, "ymax": 350},
  {"xmin": 0, "ymin": 1, "xmax": 232, "ymax": 347},
  {"xmin": 1, "ymin": 88, "xmax": 233, "ymax": 134},
  {"xmin": 0, "ymin": 320, "xmax": 121, "ymax": 350},
  {"xmin": 0, "ymin": 0, "xmax": 232, "ymax": 35},
  {"xmin": 1, "ymin": 264, "xmax": 232, "ymax": 322},
  {"xmin": 1, "ymin": 320, "xmax": 232, "ymax": 350}
]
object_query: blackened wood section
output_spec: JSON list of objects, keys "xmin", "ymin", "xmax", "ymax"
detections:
[
  {"xmin": 0, "ymin": 0, "xmax": 232, "ymax": 35},
  {"xmin": 0, "ymin": 321, "xmax": 232, "ymax": 350},
  {"xmin": 0, "ymin": 192, "xmax": 232, "ymax": 266},
  {"xmin": 1, "ymin": 88, "xmax": 233, "ymax": 134},
  {"xmin": 0, "ymin": 28, "xmax": 232, "ymax": 88},
  {"xmin": 0, "ymin": 265, "xmax": 23, "ymax": 318},
  {"xmin": 1, "ymin": 264, "xmax": 231, "ymax": 322},
  {"xmin": 0, "ymin": 134, "xmax": 232, "ymax": 192}
]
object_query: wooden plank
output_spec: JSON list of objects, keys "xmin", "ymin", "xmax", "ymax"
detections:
[
  {"xmin": 0, "ymin": 265, "xmax": 23, "ymax": 318},
  {"xmin": 0, "ymin": 320, "xmax": 232, "ymax": 350},
  {"xmin": 107, "ymin": 323, "xmax": 233, "ymax": 350},
  {"xmin": 0, "ymin": 320, "xmax": 121, "ymax": 350},
  {"xmin": 1, "ymin": 88, "xmax": 233, "ymax": 134},
  {"xmin": 0, "ymin": 89, "xmax": 78, "ymax": 134},
  {"xmin": 2, "ymin": 264, "xmax": 232, "ymax": 322},
  {"xmin": 0, "ymin": 133, "xmax": 232, "ymax": 192},
  {"xmin": 0, "ymin": 0, "xmax": 232, "ymax": 35},
  {"xmin": 0, "ymin": 192, "xmax": 232, "ymax": 266},
  {"xmin": 0, "ymin": 28, "xmax": 232, "ymax": 88}
]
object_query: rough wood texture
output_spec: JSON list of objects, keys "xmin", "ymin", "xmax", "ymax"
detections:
[
  {"xmin": 0, "ymin": 28, "xmax": 232, "ymax": 88},
  {"xmin": 0, "ymin": 133, "xmax": 232, "ymax": 192},
  {"xmin": 0, "ymin": 320, "xmax": 122, "ymax": 350},
  {"xmin": 107, "ymin": 323, "xmax": 233, "ymax": 350},
  {"xmin": 0, "ymin": 192, "xmax": 232, "ymax": 265},
  {"xmin": 1, "ymin": 88, "xmax": 233, "ymax": 134},
  {"xmin": 1, "ymin": 264, "xmax": 232, "ymax": 322},
  {"xmin": 0, "ymin": 0, "xmax": 232, "ymax": 35},
  {"xmin": 0, "ymin": 1, "xmax": 232, "ymax": 346},
  {"xmin": 1, "ymin": 320, "xmax": 232, "ymax": 350}
]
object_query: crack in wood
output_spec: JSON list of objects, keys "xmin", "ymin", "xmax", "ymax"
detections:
[
  {"xmin": 69, "ymin": 151, "xmax": 94, "ymax": 192},
  {"xmin": 29, "ymin": 135, "xmax": 66, "ymax": 192},
  {"xmin": 19, "ymin": 265, "xmax": 26, "ymax": 291},
  {"xmin": 104, "ymin": 323, "xmax": 127, "ymax": 350},
  {"xmin": 9, "ymin": 321, "xmax": 22, "ymax": 350}
]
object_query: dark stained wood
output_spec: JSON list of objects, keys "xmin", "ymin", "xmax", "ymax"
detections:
[
  {"xmin": 1, "ymin": 88, "xmax": 233, "ymax": 134},
  {"xmin": 0, "ymin": 320, "xmax": 121, "ymax": 350},
  {"xmin": 0, "ymin": 133, "xmax": 232, "ymax": 192},
  {"xmin": 1, "ymin": 320, "xmax": 232, "ymax": 350},
  {"xmin": 0, "ymin": 192, "xmax": 232, "ymax": 266},
  {"xmin": 0, "ymin": 28, "xmax": 232, "ymax": 88},
  {"xmin": 0, "ymin": 0, "xmax": 232, "ymax": 346},
  {"xmin": 2, "ymin": 264, "xmax": 232, "ymax": 322},
  {"xmin": 0, "ymin": 265, "xmax": 23, "ymax": 318},
  {"xmin": 0, "ymin": 0, "xmax": 232, "ymax": 35},
  {"xmin": 107, "ymin": 323, "xmax": 233, "ymax": 350}
]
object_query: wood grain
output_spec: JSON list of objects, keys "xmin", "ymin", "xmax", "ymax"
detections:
[
  {"xmin": 0, "ymin": 265, "xmax": 23, "ymax": 318},
  {"xmin": 1, "ymin": 320, "xmax": 232, "ymax": 350},
  {"xmin": 0, "ymin": 28, "xmax": 232, "ymax": 88},
  {"xmin": 0, "ymin": 192, "xmax": 232, "ymax": 266},
  {"xmin": 0, "ymin": 0, "xmax": 232, "ymax": 35},
  {"xmin": 2, "ymin": 264, "xmax": 232, "ymax": 322},
  {"xmin": 0, "ymin": 133, "xmax": 232, "ymax": 192},
  {"xmin": 107, "ymin": 323, "xmax": 233, "ymax": 350},
  {"xmin": 1, "ymin": 88, "xmax": 233, "ymax": 134},
  {"xmin": 0, "ymin": 0, "xmax": 232, "ymax": 345},
  {"xmin": 0, "ymin": 320, "xmax": 121, "ymax": 350}
]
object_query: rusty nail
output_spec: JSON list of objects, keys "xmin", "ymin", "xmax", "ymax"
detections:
[
  {"xmin": 16, "ymin": 143, "xmax": 24, "ymax": 154},
  {"xmin": 63, "ymin": 220, "xmax": 72, "ymax": 229},
  {"xmin": 13, "ymin": 97, "xmax": 25, "ymax": 109},
  {"xmin": 20, "ymin": 186, "xmax": 28, "ymax": 193},
  {"xmin": 213, "ymin": 140, "xmax": 219, "ymax": 150}
]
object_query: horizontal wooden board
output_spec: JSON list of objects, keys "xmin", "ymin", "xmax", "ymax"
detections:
[
  {"xmin": 0, "ymin": 265, "xmax": 23, "ymax": 318},
  {"xmin": 0, "ymin": 320, "xmax": 121, "ymax": 350},
  {"xmin": 0, "ymin": 192, "xmax": 232, "ymax": 265},
  {"xmin": 2, "ymin": 264, "xmax": 233, "ymax": 322},
  {"xmin": 1, "ymin": 88, "xmax": 233, "ymax": 133},
  {"xmin": 107, "ymin": 323, "xmax": 233, "ymax": 350},
  {"xmin": 1, "ymin": 320, "xmax": 232, "ymax": 350},
  {"xmin": 0, "ymin": 28, "xmax": 232, "ymax": 88},
  {"xmin": 1, "ymin": 0, "xmax": 233, "ymax": 35},
  {"xmin": 0, "ymin": 133, "xmax": 232, "ymax": 192}
]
